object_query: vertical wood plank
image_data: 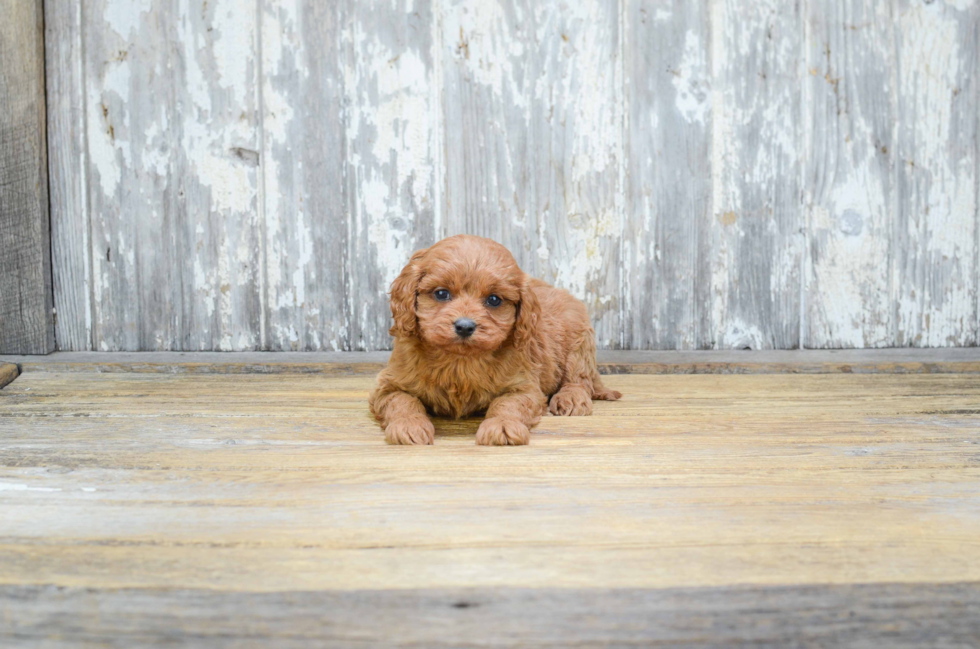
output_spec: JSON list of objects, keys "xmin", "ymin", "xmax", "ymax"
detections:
[
  {"xmin": 172, "ymin": 0, "xmax": 263, "ymax": 350},
  {"xmin": 892, "ymin": 0, "xmax": 978, "ymax": 347},
  {"xmin": 0, "ymin": 0, "xmax": 55, "ymax": 354},
  {"xmin": 84, "ymin": 0, "xmax": 172, "ymax": 350},
  {"xmin": 440, "ymin": 0, "xmax": 530, "ymax": 256},
  {"xmin": 625, "ymin": 0, "xmax": 712, "ymax": 349},
  {"xmin": 344, "ymin": 0, "xmax": 439, "ymax": 351},
  {"xmin": 527, "ymin": 0, "xmax": 623, "ymax": 348},
  {"xmin": 84, "ymin": 0, "xmax": 262, "ymax": 350},
  {"xmin": 46, "ymin": 0, "xmax": 92, "ymax": 351},
  {"xmin": 805, "ymin": 1, "xmax": 896, "ymax": 348},
  {"xmin": 261, "ymin": 1, "xmax": 348, "ymax": 351},
  {"xmin": 708, "ymin": 0, "xmax": 804, "ymax": 349},
  {"xmin": 441, "ymin": 0, "xmax": 623, "ymax": 348}
]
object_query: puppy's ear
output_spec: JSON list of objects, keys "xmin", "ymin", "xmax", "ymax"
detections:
[
  {"xmin": 389, "ymin": 247, "xmax": 428, "ymax": 338},
  {"xmin": 514, "ymin": 277, "xmax": 541, "ymax": 354}
]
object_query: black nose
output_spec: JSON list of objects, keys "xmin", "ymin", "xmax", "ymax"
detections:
[{"xmin": 454, "ymin": 318, "xmax": 477, "ymax": 338}]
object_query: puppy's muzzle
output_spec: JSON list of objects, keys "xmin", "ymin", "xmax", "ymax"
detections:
[{"xmin": 454, "ymin": 318, "xmax": 477, "ymax": 338}]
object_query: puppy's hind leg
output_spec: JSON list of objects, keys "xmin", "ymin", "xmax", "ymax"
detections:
[
  {"xmin": 549, "ymin": 331, "xmax": 621, "ymax": 417},
  {"xmin": 591, "ymin": 373, "xmax": 622, "ymax": 402}
]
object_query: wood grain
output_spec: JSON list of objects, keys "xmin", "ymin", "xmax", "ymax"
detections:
[
  {"xmin": 441, "ymin": 0, "xmax": 623, "ymax": 348},
  {"xmin": 40, "ymin": 1, "xmax": 980, "ymax": 351},
  {"xmin": 345, "ymin": 0, "xmax": 439, "ymax": 351},
  {"xmin": 806, "ymin": 1, "xmax": 980, "ymax": 349},
  {"xmin": 82, "ymin": 0, "xmax": 165, "ymax": 350},
  {"xmin": 0, "ymin": 0, "xmax": 54, "ymax": 355},
  {"xmin": 892, "ymin": 0, "xmax": 978, "ymax": 347},
  {"xmin": 3, "ymin": 583, "xmax": 978, "ymax": 647},
  {"xmin": 45, "ymin": 0, "xmax": 92, "ymax": 352},
  {"xmin": 80, "ymin": 0, "xmax": 264, "ymax": 351},
  {"xmin": 261, "ymin": 0, "xmax": 348, "ymax": 351},
  {"xmin": 709, "ymin": 0, "xmax": 804, "ymax": 350},
  {"xmin": 1, "ymin": 370, "xmax": 979, "ymax": 643},
  {"xmin": 805, "ymin": 1, "xmax": 896, "ymax": 348},
  {"xmin": 1, "ymin": 372, "xmax": 979, "ymax": 589},
  {"xmin": 440, "ymin": 0, "xmax": 531, "ymax": 264},
  {"xmin": 172, "ymin": 0, "xmax": 263, "ymax": 351},
  {"xmin": 526, "ymin": 0, "xmax": 623, "ymax": 349},
  {"xmin": 625, "ymin": 0, "xmax": 711, "ymax": 350}
]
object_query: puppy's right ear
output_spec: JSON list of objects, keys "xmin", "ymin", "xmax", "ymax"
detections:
[
  {"xmin": 513, "ymin": 276, "xmax": 541, "ymax": 355},
  {"xmin": 389, "ymin": 247, "xmax": 428, "ymax": 338}
]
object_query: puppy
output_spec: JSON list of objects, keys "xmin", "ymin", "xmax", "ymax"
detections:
[{"xmin": 369, "ymin": 235, "xmax": 621, "ymax": 445}]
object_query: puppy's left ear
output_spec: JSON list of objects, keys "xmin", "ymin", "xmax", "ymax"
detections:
[
  {"xmin": 514, "ymin": 277, "xmax": 541, "ymax": 354},
  {"xmin": 389, "ymin": 247, "xmax": 428, "ymax": 338}
]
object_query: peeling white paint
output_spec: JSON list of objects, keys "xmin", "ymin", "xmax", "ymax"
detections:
[
  {"xmin": 894, "ymin": 1, "xmax": 976, "ymax": 347},
  {"xmin": 345, "ymin": 0, "xmax": 437, "ymax": 344},
  {"xmin": 709, "ymin": 0, "xmax": 732, "ymax": 343},
  {"xmin": 364, "ymin": 179, "xmax": 406, "ymax": 293},
  {"xmin": 721, "ymin": 319, "xmax": 766, "ymax": 350},
  {"xmin": 445, "ymin": 0, "xmax": 525, "ymax": 107},
  {"xmin": 673, "ymin": 31, "xmax": 710, "ymax": 124},
  {"xmin": 177, "ymin": 7, "xmax": 257, "ymax": 216},
  {"xmin": 104, "ymin": 0, "xmax": 152, "ymax": 39},
  {"xmin": 211, "ymin": 0, "xmax": 253, "ymax": 107},
  {"xmin": 291, "ymin": 212, "xmax": 313, "ymax": 308},
  {"xmin": 810, "ymin": 165, "xmax": 891, "ymax": 348},
  {"xmin": 53, "ymin": 0, "xmax": 980, "ymax": 352},
  {"xmin": 554, "ymin": 208, "xmax": 619, "ymax": 304},
  {"xmin": 87, "ymin": 106, "xmax": 121, "ymax": 198},
  {"xmin": 369, "ymin": 50, "xmax": 432, "ymax": 204},
  {"xmin": 87, "ymin": 58, "xmax": 131, "ymax": 198}
]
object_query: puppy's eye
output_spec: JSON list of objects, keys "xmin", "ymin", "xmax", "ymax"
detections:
[
  {"xmin": 433, "ymin": 289, "xmax": 451, "ymax": 302},
  {"xmin": 485, "ymin": 294, "xmax": 502, "ymax": 307}
]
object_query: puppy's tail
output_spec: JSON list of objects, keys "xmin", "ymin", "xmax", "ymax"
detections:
[{"xmin": 576, "ymin": 332, "xmax": 621, "ymax": 401}]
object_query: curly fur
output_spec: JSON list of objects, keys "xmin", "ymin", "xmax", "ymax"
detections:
[{"xmin": 369, "ymin": 235, "xmax": 621, "ymax": 445}]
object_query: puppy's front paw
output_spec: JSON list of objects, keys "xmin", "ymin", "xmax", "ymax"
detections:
[
  {"xmin": 549, "ymin": 389, "xmax": 592, "ymax": 416},
  {"xmin": 476, "ymin": 417, "xmax": 530, "ymax": 446},
  {"xmin": 385, "ymin": 418, "xmax": 435, "ymax": 445}
]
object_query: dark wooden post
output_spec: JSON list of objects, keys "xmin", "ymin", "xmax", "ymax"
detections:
[{"xmin": 0, "ymin": 0, "xmax": 54, "ymax": 354}]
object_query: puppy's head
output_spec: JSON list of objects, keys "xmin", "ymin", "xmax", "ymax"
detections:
[{"xmin": 389, "ymin": 235, "xmax": 538, "ymax": 355}]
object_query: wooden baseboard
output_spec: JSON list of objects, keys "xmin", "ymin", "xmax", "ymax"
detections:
[{"xmin": 1, "ymin": 348, "xmax": 978, "ymax": 375}]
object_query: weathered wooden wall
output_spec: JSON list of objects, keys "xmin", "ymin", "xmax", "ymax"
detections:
[
  {"xmin": 44, "ymin": 0, "xmax": 979, "ymax": 351},
  {"xmin": 1, "ymin": 0, "xmax": 55, "ymax": 354}
]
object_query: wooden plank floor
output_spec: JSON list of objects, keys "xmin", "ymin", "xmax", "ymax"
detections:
[{"xmin": 1, "ymin": 364, "xmax": 979, "ymax": 646}]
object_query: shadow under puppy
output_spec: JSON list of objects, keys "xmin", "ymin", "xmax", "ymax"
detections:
[{"xmin": 369, "ymin": 235, "xmax": 621, "ymax": 445}]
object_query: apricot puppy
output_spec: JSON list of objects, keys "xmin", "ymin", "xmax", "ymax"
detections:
[{"xmin": 369, "ymin": 235, "xmax": 621, "ymax": 445}]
